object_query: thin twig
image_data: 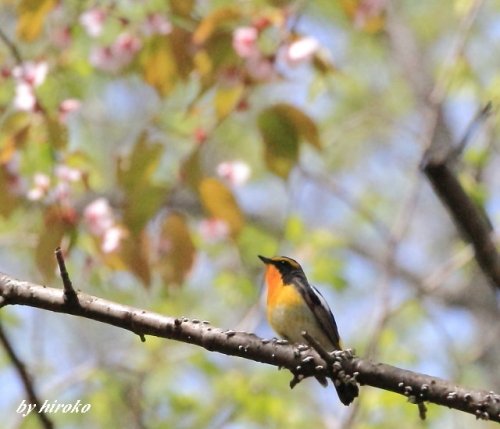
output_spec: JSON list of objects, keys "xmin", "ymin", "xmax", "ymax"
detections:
[
  {"xmin": 0, "ymin": 322, "xmax": 54, "ymax": 429},
  {"xmin": 55, "ymin": 247, "xmax": 79, "ymax": 305},
  {"xmin": 454, "ymin": 102, "xmax": 493, "ymax": 157},
  {"xmin": 0, "ymin": 27, "xmax": 23, "ymax": 64}
]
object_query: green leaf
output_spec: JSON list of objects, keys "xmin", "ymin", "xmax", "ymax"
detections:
[
  {"xmin": 118, "ymin": 134, "xmax": 167, "ymax": 234},
  {"xmin": 258, "ymin": 106, "xmax": 299, "ymax": 178},
  {"xmin": 273, "ymin": 103, "xmax": 322, "ymax": 149},
  {"xmin": 118, "ymin": 134, "xmax": 164, "ymax": 191},
  {"xmin": 258, "ymin": 103, "xmax": 321, "ymax": 178}
]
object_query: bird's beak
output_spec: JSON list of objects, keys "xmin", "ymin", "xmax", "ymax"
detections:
[{"xmin": 258, "ymin": 255, "xmax": 273, "ymax": 265}]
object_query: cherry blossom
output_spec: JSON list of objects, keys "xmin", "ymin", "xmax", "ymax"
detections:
[
  {"xmin": 12, "ymin": 61, "xmax": 48, "ymax": 86},
  {"xmin": 11, "ymin": 61, "xmax": 48, "ymax": 112},
  {"xmin": 245, "ymin": 55, "xmax": 276, "ymax": 81},
  {"xmin": 79, "ymin": 8, "xmax": 107, "ymax": 37},
  {"xmin": 27, "ymin": 173, "xmax": 51, "ymax": 201},
  {"xmin": 232, "ymin": 26, "xmax": 259, "ymax": 58},
  {"xmin": 216, "ymin": 161, "xmax": 251, "ymax": 186},
  {"xmin": 55, "ymin": 165, "xmax": 82, "ymax": 182},
  {"xmin": 101, "ymin": 226, "xmax": 126, "ymax": 253},
  {"xmin": 285, "ymin": 37, "xmax": 319, "ymax": 66},
  {"xmin": 142, "ymin": 13, "xmax": 172, "ymax": 36},
  {"xmin": 13, "ymin": 83, "xmax": 36, "ymax": 111},
  {"xmin": 58, "ymin": 99, "xmax": 81, "ymax": 123},
  {"xmin": 90, "ymin": 33, "xmax": 141, "ymax": 72},
  {"xmin": 83, "ymin": 198, "xmax": 115, "ymax": 236},
  {"xmin": 199, "ymin": 218, "xmax": 230, "ymax": 242}
]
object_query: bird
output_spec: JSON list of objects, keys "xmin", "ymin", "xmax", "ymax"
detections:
[{"xmin": 258, "ymin": 254, "xmax": 358, "ymax": 405}]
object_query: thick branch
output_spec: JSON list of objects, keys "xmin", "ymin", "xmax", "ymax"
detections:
[
  {"xmin": 421, "ymin": 160, "xmax": 500, "ymax": 290},
  {"xmin": 0, "ymin": 273, "xmax": 498, "ymax": 422},
  {"xmin": 420, "ymin": 105, "xmax": 500, "ymax": 290}
]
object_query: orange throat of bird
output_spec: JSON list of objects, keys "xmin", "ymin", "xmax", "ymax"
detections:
[{"xmin": 265, "ymin": 265, "xmax": 284, "ymax": 307}]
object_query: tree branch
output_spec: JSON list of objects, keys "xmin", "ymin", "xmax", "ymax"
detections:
[
  {"xmin": 0, "ymin": 27, "xmax": 23, "ymax": 65},
  {"xmin": 0, "ymin": 273, "xmax": 498, "ymax": 422},
  {"xmin": 0, "ymin": 322, "xmax": 54, "ymax": 429},
  {"xmin": 420, "ymin": 105, "xmax": 500, "ymax": 290}
]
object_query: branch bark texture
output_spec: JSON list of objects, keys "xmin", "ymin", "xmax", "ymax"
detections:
[{"xmin": 0, "ymin": 273, "xmax": 499, "ymax": 422}]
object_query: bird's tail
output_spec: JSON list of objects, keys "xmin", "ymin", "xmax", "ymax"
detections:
[
  {"xmin": 334, "ymin": 381, "xmax": 359, "ymax": 406},
  {"xmin": 315, "ymin": 375, "xmax": 359, "ymax": 405}
]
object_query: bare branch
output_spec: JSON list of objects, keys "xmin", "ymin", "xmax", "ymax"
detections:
[
  {"xmin": 0, "ymin": 322, "xmax": 54, "ymax": 429},
  {"xmin": 420, "ymin": 106, "xmax": 500, "ymax": 290},
  {"xmin": 0, "ymin": 27, "xmax": 23, "ymax": 65},
  {"xmin": 55, "ymin": 247, "xmax": 79, "ymax": 306},
  {"xmin": 0, "ymin": 273, "xmax": 498, "ymax": 421}
]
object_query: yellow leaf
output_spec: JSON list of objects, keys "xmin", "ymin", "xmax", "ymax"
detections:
[
  {"xmin": 193, "ymin": 7, "xmax": 240, "ymax": 45},
  {"xmin": 193, "ymin": 50, "xmax": 213, "ymax": 78},
  {"xmin": 35, "ymin": 207, "xmax": 74, "ymax": 281},
  {"xmin": 0, "ymin": 113, "xmax": 30, "ymax": 163},
  {"xmin": 214, "ymin": 84, "xmax": 245, "ymax": 120},
  {"xmin": 170, "ymin": 27, "xmax": 194, "ymax": 79},
  {"xmin": 199, "ymin": 178, "xmax": 244, "ymax": 237},
  {"xmin": 141, "ymin": 36, "xmax": 178, "ymax": 96},
  {"xmin": 170, "ymin": 0, "xmax": 195, "ymax": 17},
  {"xmin": 117, "ymin": 231, "xmax": 151, "ymax": 287},
  {"xmin": 339, "ymin": 0, "xmax": 385, "ymax": 33},
  {"xmin": 0, "ymin": 166, "xmax": 21, "ymax": 217},
  {"xmin": 181, "ymin": 146, "xmax": 203, "ymax": 189},
  {"xmin": 17, "ymin": 0, "xmax": 56, "ymax": 41},
  {"xmin": 158, "ymin": 213, "xmax": 195, "ymax": 286}
]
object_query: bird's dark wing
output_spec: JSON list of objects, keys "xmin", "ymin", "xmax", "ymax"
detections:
[{"xmin": 293, "ymin": 275, "xmax": 341, "ymax": 349}]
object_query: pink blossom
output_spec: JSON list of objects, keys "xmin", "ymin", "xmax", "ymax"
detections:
[
  {"xmin": 245, "ymin": 56, "xmax": 276, "ymax": 81},
  {"xmin": 53, "ymin": 182, "xmax": 71, "ymax": 203},
  {"xmin": 89, "ymin": 46, "xmax": 115, "ymax": 71},
  {"xmin": 83, "ymin": 198, "xmax": 115, "ymax": 236},
  {"xmin": 101, "ymin": 226, "xmax": 125, "ymax": 253},
  {"xmin": 354, "ymin": 0, "xmax": 386, "ymax": 28},
  {"xmin": 90, "ymin": 33, "xmax": 141, "ymax": 72},
  {"xmin": 13, "ymin": 83, "xmax": 36, "ymax": 111},
  {"xmin": 27, "ymin": 173, "xmax": 51, "ymax": 201},
  {"xmin": 232, "ymin": 26, "xmax": 259, "ymax": 58},
  {"xmin": 80, "ymin": 8, "xmax": 107, "ymax": 37},
  {"xmin": 55, "ymin": 165, "xmax": 82, "ymax": 182},
  {"xmin": 143, "ymin": 13, "xmax": 172, "ymax": 36},
  {"xmin": 50, "ymin": 26, "xmax": 72, "ymax": 49},
  {"xmin": 285, "ymin": 37, "xmax": 319, "ymax": 66},
  {"xmin": 11, "ymin": 61, "xmax": 48, "ymax": 111},
  {"xmin": 12, "ymin": 61, "xmax": 48, "ymax": 87},
  {"xmin": 58, "ymin": 98, "xmax": 81, "ymax": 123},
  {"xmin": 216, "ymin": 161, "xmax": 251, "ymax": 186},
  {"xmin": 194, "ymin": 127, "xmax": 207, "ymax": 145},
  {"xmin": 199, "ymin": 219, "xmax": 230, "ymax": 242}
]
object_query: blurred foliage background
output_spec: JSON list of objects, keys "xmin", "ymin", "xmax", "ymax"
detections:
[{"xmin": 0, "ymin": 0, "xmax": 499, "ymax": 428}]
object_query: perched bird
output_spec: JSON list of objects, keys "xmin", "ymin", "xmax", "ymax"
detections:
[{"xmin": 258, "ymin": 255, "xmax": 358, "ymax": 405}]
